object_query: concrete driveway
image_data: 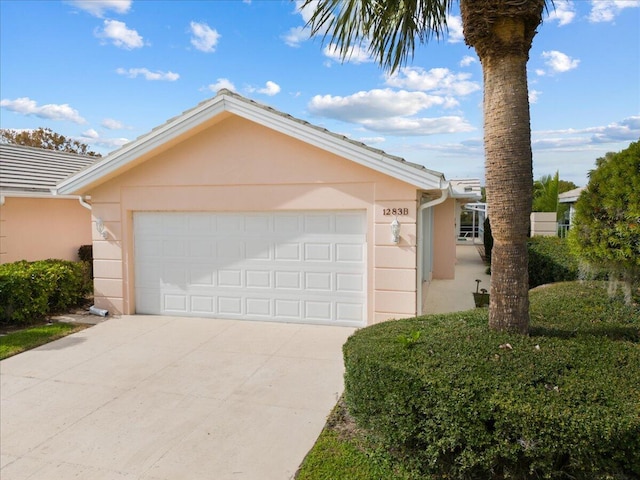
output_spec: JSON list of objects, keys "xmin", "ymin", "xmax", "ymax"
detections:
[{"xmin": 1, "ymin": 316, "xmax": 354, "ymax": 479}]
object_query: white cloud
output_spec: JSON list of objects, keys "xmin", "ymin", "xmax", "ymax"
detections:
[
  {"xmin": 295, "ymin": 0, "xmax": 318, "ymax": 23},
  {"xmin": 66, "ymin": 0, "xmax": 131, "ymax": 17},
  {"xmin": 459, "ymin": 55, "xmax": 476, "ymax": 67},
  {"xmin": 76, "ymin": 131, "xmax": 130, "ymax": 150},
  {"xmin": 529, "ymin": 89, "xmax": 542, "ymax": 104},
  {"xmin": 309, "ymin": 89, "xmax": 449, "ymax": 122},
  {"xmin": 385, "ymin": 67, "xmax": 480, "ymax": 96},
  {"xmin": 547, "ymin": 1, "xmax": 576, "ymax": 26},
  {"xmin": 82, "ymin": 128, "xmax": 100, "ymax": 139},
  {"xmin": 446, "ymin": 15, "xmax": 464, "ymax": 43},
  {"xmin": 208, "ymin": 78, "xmax": 236, "ymax": 92},
  {"xmin": 190, "ymin": 21, "xmax": 220, "ymax": 53},
  {"xmin": 116, "ymin": 67, "xmax": 179, "ymax": 81},
  {"xmin": 0, "ymin": 97, "xmax": 86, "ymax": 124},
  {"xmin": 541, "ymin": 50, "xmax": 580, "ymax": 73},
  {"xmin": 589, "ymin": 0, "xmax": 640, "ymax": 23},
  {"xmin": 101, "ymin": 118, "xmax": 126, "ymax": 130},
  {"xmin": 308, "ymin": 89, "xmax": 475, "ymax": 136},
  {"xmin": 360, "ymin": 116, "xmax": 474, "ymax": 136},
  {"xmin": 323, "ymin": 43, "xmax": 372, "ymax": 64},
  {"xmin": 247, "ymin": 81, "xmax": 281, "ymax": 96},
  {"xmin": 533, "ymin": 116, "xmax": 640, "ymax": 148},
  {"xmin": 96, "ymin": 19, "xmax": 144, "ymax": 49},
  {"xmin": 260, "ymin": 81, "xmax": 281, "ymax": 96},
  {"xmin": 282, "ymin": 26, "xmax": 311, "ymax": 47},
  {"xmin": 356, "ymin": 136, "xmax": 386, "ymax": 145}
]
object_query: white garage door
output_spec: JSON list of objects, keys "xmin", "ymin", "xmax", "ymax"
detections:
[{"xmin": 134, "ymin": 211, "xmax": 367, "ymax": 326}]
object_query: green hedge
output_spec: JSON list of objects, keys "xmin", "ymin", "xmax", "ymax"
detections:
[
  {"xmin": 0, "ymin": 260, "xmax": 92, "ymax": 325},
  {"xmin": 343, "ymin": 282, "xmax": 640, "ymax": 479},
  {"xmin": 528, "ymin": 236, "xmax": 580, "ymax": 288}
]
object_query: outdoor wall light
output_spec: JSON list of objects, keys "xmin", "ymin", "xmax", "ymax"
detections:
[
  {"xmin": 95, "ymin": 217, "xmax": 108, "ymax": 240},
  {"xmin": 390, "ymin": 216, "xmax": 401, "ymax": 244}
]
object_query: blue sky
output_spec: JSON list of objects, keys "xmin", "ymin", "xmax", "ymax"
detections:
[{"xmin": 1, "ymin": 0, "xmax": 638, "ymax": 186}]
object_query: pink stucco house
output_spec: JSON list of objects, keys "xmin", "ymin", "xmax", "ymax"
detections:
[
  {"xmin": 0, "ymin": 144, "xmax": 95, "ymax": 263},
  {"xmin": 57, "ymin": 90, "xmax": 479, "ymax": 327}
]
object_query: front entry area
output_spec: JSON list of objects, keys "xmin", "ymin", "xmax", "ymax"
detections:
[{"xmin": 133, "ymin": 210, "xmax": 367, "ymax": 326}]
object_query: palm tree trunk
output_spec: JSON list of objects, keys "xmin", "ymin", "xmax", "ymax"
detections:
[
  {"xmin": 460, "ymin": 2, "xmax": 543, "ymax": 333},
  {"xmin": 484, "ymin": 49, "xmax": 533, "ymax": 333}
]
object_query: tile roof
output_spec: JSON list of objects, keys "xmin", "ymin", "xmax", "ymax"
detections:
[{"xmin": 0, "ymin": 143, "xmax": 97, "ymax": 194}]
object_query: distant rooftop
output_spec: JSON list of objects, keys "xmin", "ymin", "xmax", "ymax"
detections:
[
  {"xmin": 0, "ymin": 143, "xmax": 98, "ymax": 194},
  {"xmin": 558, "ymin": 186, "xmax": 586, "ymax": 203}
]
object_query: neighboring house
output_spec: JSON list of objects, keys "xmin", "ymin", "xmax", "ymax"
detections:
[
  {"xmin": 0, "ymin": 144, "xmax": 95, "ymax": 263},
  {"xmin": 57, "ymin": 90, "xmax": 480, "ymax": 327},
  {"xmin": 450, "ymin": 179, "xmax": 483, "ymax": 242},
  {"xmin": 558, "ymin": 186, "xmax": 586, "ymax": 225}
]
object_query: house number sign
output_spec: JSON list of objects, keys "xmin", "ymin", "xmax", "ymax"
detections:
[{"xmin": 383, "ymin": 208, "xmax": 409, "ymax": 216}]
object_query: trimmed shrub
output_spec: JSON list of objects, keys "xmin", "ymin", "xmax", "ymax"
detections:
[
  {"xmin": 569, "ymin": 141, "xmax": 640, "ymax": 304},
  {"xmin": 528, "ymin": 236, "xmax": 580, "ymax": 288},
  {"xmin": 343, "ymin": 282, "xmax": 640, "ymax": 479},
  {"xmin": 484, "ymin": 216, "xmax": 493, "ymax": 262},
  {"xmin": 0, "ymin": 260, "xmax": 91, "ymax": 325},
  {"xmin": 78, "ymin": 244, "xmax": 93, "ymax": 279}
]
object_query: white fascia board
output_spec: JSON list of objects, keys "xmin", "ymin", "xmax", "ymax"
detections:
[
  {"xmin": 57, "ymin": 97, "xmax": 228, "ymax": 195},
  {"xmin": 225, "ymin": 96, "xmax": 445, "ymax": 190},
  {"xmin": 0, "ymin": 190, "xmax": 81, "ymax": 200}
]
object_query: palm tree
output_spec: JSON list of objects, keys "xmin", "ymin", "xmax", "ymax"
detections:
[
  {"xmin": 304, "ymin": 0, "xmax": 548, "ymax": 334},
  {"xmin": 533, "ymin": 171, "xmax": 560, "ymax": 215}
]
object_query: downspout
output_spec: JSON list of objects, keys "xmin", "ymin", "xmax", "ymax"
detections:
[
  {"xmin": 416, "ymin": 183, "xmax": 450, "ymax": 315},
  {"xmin": 78, "ymin": 196, "xmax": 91, "ymax": 210},
  {"xmin": 0, "ymin": 195, "xmax": 5, "ymax": 206}
]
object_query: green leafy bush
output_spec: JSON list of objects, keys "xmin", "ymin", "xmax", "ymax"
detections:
[
  {"xmin": 78, "ymin": 244, "xmax": 93, "ymax": 278},
  {"xmin": 343, "ymin": 282, "xmax": 640, "ymax": 479},
  {"xmin": 569, "ymin": 140, "xmax": 640, "ymax": 302},
  {"xmin": 528, "ymin": 236, "xmax": 580, "ymax": 288},
  {"xmin": 0, "ymin": 260, "xmax": 91, "ymax": 325},
  {"xmin": 77, "ymin": 244, "xmax": 93, "ymax": 263}
]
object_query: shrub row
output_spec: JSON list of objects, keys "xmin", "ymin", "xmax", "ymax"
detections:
[
  {"xmin": 0, "ymin": 260, "xmax": 92, "ymax": 325},
  {"xmin": 343, "ymin": 282, "xmax": 640, "ymax": 479},
  {"xmin": 527, "ymin": 236, "xmax": 580, "ymax": 288}
]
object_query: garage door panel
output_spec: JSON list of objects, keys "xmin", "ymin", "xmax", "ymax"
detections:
[
  {"xmin": 275, "ymin": 243, "xmax": 301, "ymax": 261},
  {"xmin": 246, "ymin": 297, "xmax": 271, "ymax": 316},
  {"xmin": 246, "ymin": 270, "xmax": 271, "ymax": 288},
  {"xmin": 273, "ymin": 214, "xmax": 301, "ymax": 232},
  {"xmin": 191, "ymin": 295, "xmax": 215, "ymax": 314},
  {"xmin": 218, "ymin": 296, "xmax": 242, "ymax": 315},
  {"xmin": 218, "ymin": 269, "xmax": 242, "ymax": 287},
  {"xmin": 305, "ymin": 243, "xmax": 332, "ymax": 261},
  {"xmin": 134, "ymin": 211, "xmax": 366, "ymax": 326},
  {"xmin": 336, "ymin": 244, "xmax": 364, "ymax": 262},
  {"xmin": 245, "ymin": 240, "xmax": 272, "ymax": 260},
  {"xmin": 164, "ymin": 294, "xmax": 188, "ymax": 313},
  {"xmin": 189, "ymin": 265, "xmax": 216, "ymax": 286}
]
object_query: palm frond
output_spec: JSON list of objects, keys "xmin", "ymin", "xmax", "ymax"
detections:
[{"xmin": 303, "ymin": 0, "xmax": 453, "ymax": 73}]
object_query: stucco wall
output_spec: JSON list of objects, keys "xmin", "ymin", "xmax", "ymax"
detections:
[
  {"xmin": 88, "ymin": 115, "xmax": 428, "ymax": 324},
  {"xmin": 432, "ymin": 198, "xmax": 456, "ymax": 279},
  {"xmin": 0, "ymin": 197, "xmax": 92, "ymax": 263}
]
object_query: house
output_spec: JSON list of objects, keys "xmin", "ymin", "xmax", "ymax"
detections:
[
  {"xmin": 0, "ymin": 143, "xmax": 96, "ymax": 263},
  {"xmin": 558, "ymin": 186, "xmax": 586, "ymax": 224},
  {"xmin": 57, "ymin": 90, "xmax": 480, "ymax": 327}
]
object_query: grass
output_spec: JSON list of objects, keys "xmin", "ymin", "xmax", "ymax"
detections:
[
  {"xmin": 295, "ymin": 281, "xmax": 640, "ymax": 479},
  {"xmin": 0, "ymin": 322, "xmax": 88, "ymax": 360},
  {"xmin": 296, "ymin": 400, "xmax": 417, "ymax": 480}
]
